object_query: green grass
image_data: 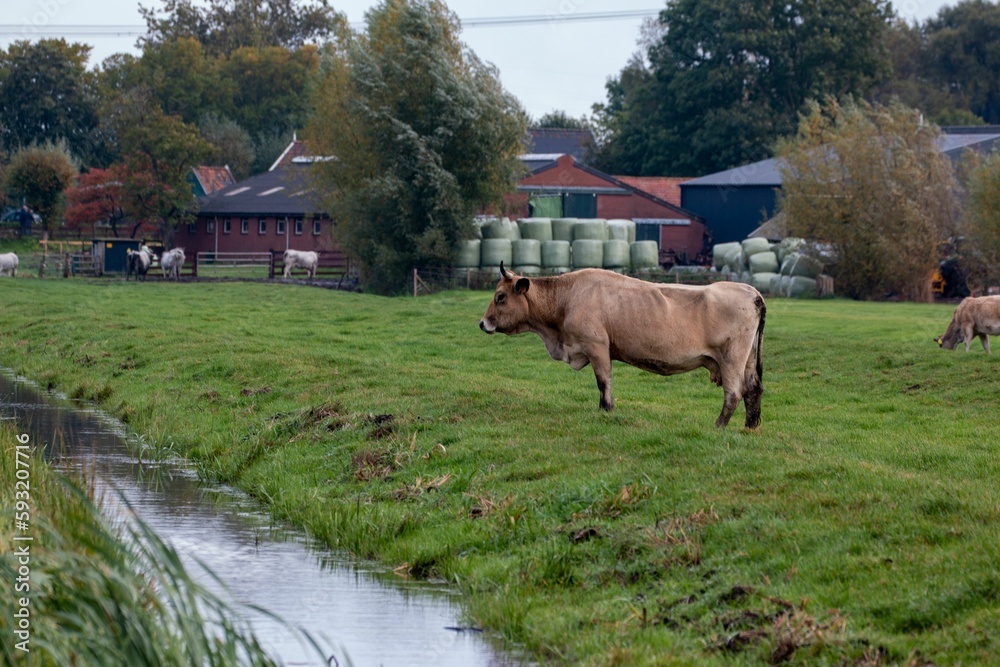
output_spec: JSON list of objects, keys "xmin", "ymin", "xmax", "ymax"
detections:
[{"xmin": 0, "ymin": 279, "xmax": 998, "ymax": 665}]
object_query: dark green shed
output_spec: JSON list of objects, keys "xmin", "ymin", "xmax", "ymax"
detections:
[{"xmin": 91, "ymin": 238, "xmax": 142, "ymax": 275}]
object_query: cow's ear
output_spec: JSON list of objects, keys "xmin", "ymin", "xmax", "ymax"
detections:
[{"xmin": 514, "ymin": 277, "xmax": 530, "ymax": 295}]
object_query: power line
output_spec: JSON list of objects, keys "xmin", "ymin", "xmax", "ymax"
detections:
[{"xmin": 0, "ymin": 10, "xmax": 661, "ymax": 38}]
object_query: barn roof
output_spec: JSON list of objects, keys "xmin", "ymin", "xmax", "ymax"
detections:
[
  {"xmin": 682, "ymin": 129, "xmax": 1000, "ymax": 189},
  {"xmin": 195, "ymin": 163, "xmax": 325, "ymax": 218},
  {"xmin": 524, "ymin": 128, "xmax": 595, "ymax": 163},
  {"xmin": 190, "ymin": 165, "xmax": 236, "ymax": 196}
]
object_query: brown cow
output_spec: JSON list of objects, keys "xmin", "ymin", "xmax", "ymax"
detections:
[
  {"xmin": 936, "ymin": 295, "xmax": 1000, "ymax": 353},
  {"xmin": 480, "ymin": 263, "xmax": 766, "ymax": 428}
]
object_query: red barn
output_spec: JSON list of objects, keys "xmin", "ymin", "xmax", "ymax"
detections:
[{"xmin": 176, "ymin": 140, "xmax": 335, "ymax": 255}]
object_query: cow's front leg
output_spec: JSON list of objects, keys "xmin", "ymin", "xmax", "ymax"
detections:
[{"xmin": 980, "ymin": 333, "xmax": 991, "ymax": 353}]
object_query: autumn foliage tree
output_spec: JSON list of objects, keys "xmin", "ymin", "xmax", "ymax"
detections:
[
  {"xmin": 102, "ymin": 90, "xmax": 211, "ymax": 244},
  {"xmin": 777, "ymin": 97, "xmax": 958, "ymax": 302},
  {"xmin": 64, "ymin": 167, "xmax": 159, "ymax": 238},
  {"xmin": 307, "ymin": 0, "xmax": 527, "ymax": 294},
  {"xmin": 961, "ymin": 152, "xmax": 1000, "ymax": 293}
]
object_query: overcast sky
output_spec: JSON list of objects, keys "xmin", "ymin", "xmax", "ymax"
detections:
[{"xmin": 3, "ymin": 0, "xmax": 957, "ymax": 121}]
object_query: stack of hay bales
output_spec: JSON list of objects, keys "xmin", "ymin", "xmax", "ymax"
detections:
[
  {"xmin": 479, "ymin": 217, "xmax": 519, "ymax": 271},
  {"xmin": 773, "ymin": 241, "xmax": 823, "ymax": 297},
  {"xmin": 456, "ymin": 217, "xmax": 664, "ymax": 277},
  {"xmin": 712, "ymin": 236, "xmax": 825, "ymax": 297},
  {"xmin": 742, "ymin": 237, "xmax": 779, "ymax": 293}
]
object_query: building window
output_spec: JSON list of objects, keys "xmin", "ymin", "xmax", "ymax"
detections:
[
  {"xmin": 294, "ymin": 218, "xmax": 303, "ymax": 235},
  {"xmin": 259, "ymin": 219, "xmax": 267, "ymax": 235},
  {"xmin": 241, "ymin": 218, "xmax": 249, "ymax": 234},
  {"xmin": 223, "ymin": 218, "xmax": 231, "ymax": 234},
  {"xmin": 188, "ymin": 223, "xmax": 197, "ymax": 235},
  {"xmin": 276, "ymin": 218, "xmax": 285, "ymax": 235},
  {"xmin": 313, "ymin": 219, "xmax": 322, "ymax": 235},
  {"xmin": 206, "ymin": 219, "xmax": 215, "ymax": 234}
]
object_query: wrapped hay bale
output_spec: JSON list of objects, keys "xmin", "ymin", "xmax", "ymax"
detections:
[
  {"xmin": 573, "ymin": 219, "xmax": 609, "ymax": 242},
  {"xmin": 512, "ymin": 239, "xmax": 542, "ymax": 267},
  {"xmin": 603, "ymin": 240, "xmax": 631, "ymax": 269},
  {"xmin": 630, "ymin": 241, "xmax": 660, "ymax": 271},
  {"xmin": 748, "ymin": 251, "xmax": 779, "ymax": 274},
  {"xmin": 741, "ymin": 237, "xmax": 772, "ymax": 257},
  {"xmin": 514, "ymin": 265, "xmax": 542, "ymax": 276},
  {"xmin": 551, "ymin": 218, "xmax": 577, "ymax": 242},
  {"xmin": 517, "ymin": 217, "xmax": 553, "ymax": 242},
  {"xmin": 454, "ymin": 239, "xmax": 481, "ymax": 268},
  {"xmin": 790, "ymin": 276, "xmax": 818, "ymax": 297},
  {"xmin": 481, "ymin": 217, "xmax": 521, "ymax": 241},
  {"xmin": 480, "ymin": 238, "xmax": 513, "ymax": 268},
  {"xmin": 713, "ymin": 242, "xmax": 742, "ymax": 270},
  {"xmin": 776, "ymin": 237, "xmax": 806, "ymax": 263},
  {"xmin": 780, "ymin": 252, "xmax": 822, "ymax": 279},
  {"xmin": 608, "ymin": 219, "xmax": 636, "ymax": 243},
  {"xmin": 752, "ymin": 272, "xmax": 779, "ymax": 293},
  {"xmin": 773, "ymin": 275, "xmax": 818, "ymax": 298},
  {"xmin": 572, "ymin": 239, "xmax": 604, "ymax": 268},
  {"xmin": 541, "ymin": 240, "xmax": 571, "ymax": 268}
]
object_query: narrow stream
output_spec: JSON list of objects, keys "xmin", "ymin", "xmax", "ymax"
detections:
[{"xmin": 0, "ymin": 373, "xmax": 526, "ymax": 667}]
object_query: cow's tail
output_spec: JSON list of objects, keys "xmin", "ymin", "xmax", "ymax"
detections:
[{"xmin": 744, "ymin": 295, "xmax": 766, "ymax": 429}]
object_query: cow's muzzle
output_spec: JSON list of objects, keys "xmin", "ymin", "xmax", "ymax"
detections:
[{"xmin": 480, "ymin": 319, "xmax": 495, "ymax": 334}]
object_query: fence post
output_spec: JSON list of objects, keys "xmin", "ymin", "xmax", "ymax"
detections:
[
  {"xmin": 413, "ymin": 268, "xmax": 418, "ymax": 297},
  {"xmin": 63, "ymin": 252, "xmax": 69, "ymax": 278},
  {"xmin": 269, "ymin": 251, "xmax": 276, "ymax": 279}
]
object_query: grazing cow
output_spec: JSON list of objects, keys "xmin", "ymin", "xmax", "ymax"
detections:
[
  {"xmin": 161, "ymin": 247, "xmax": 185, "ymax": 281},
  {"xmin": 0, "ymin": 252, "xmax": 18, "ymax": 277},
  {"xmin": 936, "ymin": 295, "xmax": 1000, "ymax": 353},
  {"xmin": 126, "ymin": 246, "xmax": 155, "ymax": 281},
  {"xmin": 283, "ymin": 249, "xmax": 318, "ymax": 279},
  {"xmin": 480, "ymin": 263, "xmax": 766, "ymax": 428}
]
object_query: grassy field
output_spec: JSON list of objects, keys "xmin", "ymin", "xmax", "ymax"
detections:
[{"xmin": 0, "ymin": 278, "xmax": 997, "ymax": 665}]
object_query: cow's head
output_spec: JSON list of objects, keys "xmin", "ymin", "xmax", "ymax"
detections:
[
  {"xmin": 936, "ymin": 316, "xmax": 961, "ymax": 350},
  {"xmin": 479, "ymin": 262, "xmax": 531, "ymax": 335}
]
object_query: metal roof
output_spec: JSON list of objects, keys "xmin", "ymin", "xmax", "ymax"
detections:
[
  {"xmin": 682, "ymin": 132, "xmax": 1000, "ymax": 189},
  {"xmin": 195, "ymin": 164, "xmax": 325, "ymax": 217}
]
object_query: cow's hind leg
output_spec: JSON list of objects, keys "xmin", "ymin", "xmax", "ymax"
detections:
[
  {"xmin": 743, "ymin": 375, "xmax": 762, "ymax": 429},
  {"xmin": 588, "ymin": 349, "xmax": 614, "ymax": 411},
  {"xmin": 980, "ymin": 333, "xmax": 990, "ymax": 354}
]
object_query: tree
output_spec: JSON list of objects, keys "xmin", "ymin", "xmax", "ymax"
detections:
[
  {"xmin": 102, "ymin": 90, "xmax": 212, "ymax": 244},
  {"xmin": 776, "ymin": 97, "xmax": 958, "ymax": 302},
  {"xmin": 64, "ymin": 167, "xmax": 156, "ymax": 238},
  {"xmin": 535, "ymin": 110, "xmax": 587, "ymax": 129},
  {"xmin": 962, "ymin": 152, "xmax": 1000, "ymax": 292},
  {"xmin": 217, "ymin": 45, "xmax": 321, "ymax": 140},
  {"xmin": 924, "ymin": 0, "xmax": 1000, "ymax": 124},
  {"xmin": 0, "ymin": 39, "xmax": 101, "ymax": 163},
  {"xmin": 594, "ymin": 0, "xmax": 893, "ymax": 176},
  {"xmin": 4, "ymin": 143, "xmax": 78, "ymax": 235},
  {"xmin": 307, "ymin": 0, "xmax": 527, "ymax": 294},
  {"xmin": 136, "ymin": 37, "xmax": 220, "ymax": 125},
  {"xmin": 139, "ymin": 0, "xmax": 345, "ymax": 57},
  {"xmin": 198, "ymin": 114, "xmax": 256, "ymax": 179}
]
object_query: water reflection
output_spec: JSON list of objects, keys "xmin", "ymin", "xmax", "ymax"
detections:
[{"xmin": 0, "ymin": 373, "xmax": 525, "ymax": 667}]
